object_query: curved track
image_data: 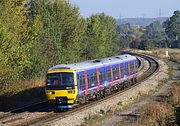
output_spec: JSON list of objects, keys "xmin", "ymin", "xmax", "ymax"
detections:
[{"xmin": 0, "ymin": 53, "xmax": 159, "ymax": 126}]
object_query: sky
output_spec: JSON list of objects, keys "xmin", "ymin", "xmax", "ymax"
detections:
[{"xmin": 68, "ymin": 0, "xmax": 180, "ymax": 18}]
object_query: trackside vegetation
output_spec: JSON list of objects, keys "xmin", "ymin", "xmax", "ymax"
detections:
[{"xmin": 0, "ymin": 0, "xmax": 119, "ymax": 95}]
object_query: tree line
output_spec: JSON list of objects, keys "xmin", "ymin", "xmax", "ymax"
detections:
[
  {"xmin": 117, "ymin": 10, "xmax": 180, "ymax": 50},
  {"xmin": 0, "ymin": 0, "xmax": 119, "ymax": 91}
]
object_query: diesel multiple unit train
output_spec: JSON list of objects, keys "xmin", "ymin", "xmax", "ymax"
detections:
[{"xmin": 45, "ymin": 54, "xmax": 138, "ymax": 109}]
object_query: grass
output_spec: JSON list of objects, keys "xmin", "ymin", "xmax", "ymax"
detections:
[
  {"xmin": 170, "ymin": 81, "xmax": 180, "ymax": 107},
  {"xmin": 131, "ymin": 48, "xmax": 180, "ymax": 63},
  {"xmin": 133, "ymin": 81, "xmax": 180, "ymax": 126},
  {"xmin": 133, "ymin": 101, "xmax": 175, "ymax": 126},
  {"xmin": 116, "ymin": 93, "xmax": 148, "ymax": 112},
  {"xmin": 79, "ymin": 109, "xmax": 114, "ymax": 126}
]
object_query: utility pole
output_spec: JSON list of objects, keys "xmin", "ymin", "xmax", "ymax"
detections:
[
  {"xmin": 141, "ymin": 13, "xmax": 146, "ymax": 22},
  {"xmin": 119, "ymin": 13, "xmax": 123, "ymax": 20},
  {"xmin": 159, "ymin": 8, "xmax": 162, "ymax": 18},
  {"xmin": 141, "ymin": 13, "xmax": 146, "ymax": 19},
  {"xmin": 117, "ymin": 13, "xmax": 123, "ymax": 24}
]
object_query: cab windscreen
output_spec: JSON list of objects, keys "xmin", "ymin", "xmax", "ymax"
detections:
[{"xmin": 46, "ymin": 72, "xmax": 74, "ymax": 86}]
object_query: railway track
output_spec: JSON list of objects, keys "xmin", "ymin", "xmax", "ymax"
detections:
[
  {"xmin": 0, "ymin": 53, "xmax": 159, "ymax": 126},
  {"xmin": 0, "ymin": 101, "xmax": 49, "ymax": 119},
  {"xmin": 0, "ymin": 101, "xmax": 52, "ymax": 126}
]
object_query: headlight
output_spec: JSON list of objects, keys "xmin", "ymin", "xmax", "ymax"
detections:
[
  {"xmin": 49, "ymin": 91, "xmax": 55, "ymax": 94},
  {"xmin": 68, "ymin": 90, "xmax": 75, "ymax": 94}
]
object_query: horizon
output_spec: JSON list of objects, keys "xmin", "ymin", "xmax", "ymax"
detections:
[
  {"xmin": 69, "ymin": 0, "xmax": 180, "ymax": 18},
  {"xmin": 115, "ymin": 17, "xmax": 169, "ymax": 19}
]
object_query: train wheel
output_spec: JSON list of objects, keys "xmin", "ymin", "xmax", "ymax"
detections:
[
  {"xmin": 100, "ymin": 91, "xmax": 104, "ymax": 98},
  {"xmin": 54, "ymin": 108, "xmax": 64, "ymax": 113},
  {"xmin": 117, "ymin": 85, "xmax": 121, "ymax": 91},
  {"xmin": 54, "ymin": 108, "xmax": 58, "ymax": 113},
  {"xmin": 128, "ymin": 81, "xmax": 131, "ymax": 87},
  {"xmin": 103, "ymin": 91, "xmax": 108, "ymax": 98},
  {"xmin": 131, "ymin": 79, "xmax": 133, "ymax": 84},
  {"xmin": 131, "ymin": 79, "xmax": 134, "ymax": 85},
  {"xmin": 135, "ymin": 78, "xmax": 137, "ymax": 83},
  {"xmin": 96, "ymin": 93, "xmax": 101, "ymax": 100},
  {"xmin": 80, "ymin": 96, "xmax": 87, "ymax": 104},
  {"xmin": 108, "ymin": 89, "xmax": 111, "ymax": 95}
]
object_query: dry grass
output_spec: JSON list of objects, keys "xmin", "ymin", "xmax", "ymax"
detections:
[
  {"xmin": 79, "ymin": 109, "xmax": 114, "ymax": 126},
  {"xmin": 170, "ymin": 82, "xmax": 180, "ymax": 106},
  {"xmin": 153, "ymin": 49, "xmax": 180, "ymax": 62},
  {"xmin": 133, "ymin": 81, "xmax": 180, "ymax": 126},
  {"xmin": 133, "ymin": 101, "xmax": 175, "ymax": 126}
]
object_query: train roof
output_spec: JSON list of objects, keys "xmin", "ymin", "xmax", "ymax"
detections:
[{"xmin": 49, "ymin": 54, "xmax": 136, "ymax": 71}]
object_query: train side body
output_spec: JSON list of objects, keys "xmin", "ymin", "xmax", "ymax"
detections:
[{"xmin": 45, "ymin": 54, "xmax": 138, "ymax": 109}]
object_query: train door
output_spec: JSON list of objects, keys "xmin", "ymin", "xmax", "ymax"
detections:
[
  {"xmin": 105, "ymin": 65, "xmax": 111, "ymax": 87},
  {"xmin": 124, "ymin": 62, "xmax": 128, "ymax": 80}
]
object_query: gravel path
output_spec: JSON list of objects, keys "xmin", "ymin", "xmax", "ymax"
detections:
[{"xmin": 44, "ymin": 57, "xmax": 168, "ymax": 126}]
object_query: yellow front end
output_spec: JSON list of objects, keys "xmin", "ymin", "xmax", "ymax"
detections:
[
  {"xmin": 46, "ymin": 89, "xmax": 76, "ymax": 104},
  {"xmin": 45, "ymin": 69, "xmax": 78, "ymax": 108}
]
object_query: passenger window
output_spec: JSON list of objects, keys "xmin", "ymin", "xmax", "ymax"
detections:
[
  {"xmin": 107, "ymin": 69, "xmax": 111, "ymax": 81},
  {"xmin": 80, "ymin": 75, "xmax": 85, "ymax": 85},
  {"xmin": 113, "ymin": 67, "xmax": 119, "ymax": 80}
]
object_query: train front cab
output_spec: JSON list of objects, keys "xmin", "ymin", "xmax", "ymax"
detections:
[{"xmin": 45, "ymin": 69, "xmax": 78, "ymax": 109}]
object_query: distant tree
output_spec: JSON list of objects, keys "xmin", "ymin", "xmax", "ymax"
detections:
[
  {"xmin": 163, "ymin": 10, "xmax": 180, "ymax": 48},
  {"xmin": 117, "ymin": 24, "xmax": 144, "ymax": 49},
  {"xmin": 139, "ymin": 21, "xmax": 167, "ymax": 50},
  {"xmin": 117, "ymin": 23, "xmax": 133, "ymax": 35},
  {"xmin": 139, "ymin": 36, "xmax": 155, "ymax": 50},
  {"xmin": 117, "ymin": 24, "xmax": 133, "ymax": 49},
  {"xmin": 129, "ymin": 39, "xmax": 141, "ymax": 49}
]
